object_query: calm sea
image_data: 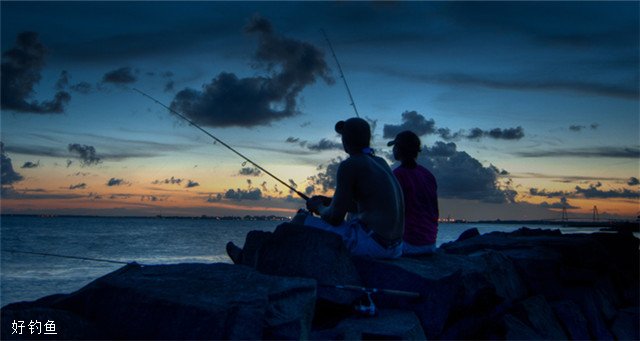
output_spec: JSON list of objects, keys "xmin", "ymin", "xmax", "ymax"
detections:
[{"xmin": 0, "ymin": 215, "xmax": 582, "ymax": 307}]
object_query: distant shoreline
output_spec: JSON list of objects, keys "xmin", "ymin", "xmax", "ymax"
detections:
[
  {"xmin": 0, "ymin": 213, "xmax": 640, "ymax": 232},
  {"xmin": 0, "ymin": 213, "xmax": 290, "ymax": 221},
  {"xmin": 2, "ymin": 213, "xmax": 637, "ymax": 226}
]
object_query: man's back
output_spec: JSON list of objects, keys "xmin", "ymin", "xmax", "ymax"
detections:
[{"xmin": 330, "ymin": 154, "xmax": 404, "ymax": 242}]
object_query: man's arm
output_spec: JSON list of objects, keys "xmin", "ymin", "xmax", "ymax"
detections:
[{"xmin": 318, "ymin": 161, "xmax": 355, "ymax": 225}]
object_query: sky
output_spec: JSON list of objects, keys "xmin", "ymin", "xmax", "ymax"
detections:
[{"xmin": 1, "ymin": 1, "xmax": 638, "ymax": 220}]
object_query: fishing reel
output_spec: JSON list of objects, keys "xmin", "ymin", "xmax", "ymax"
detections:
[{"xmin": 353, "ymin": 291, "xmax": 377, "ymax": 317}]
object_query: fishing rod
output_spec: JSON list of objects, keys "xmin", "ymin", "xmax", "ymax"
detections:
[
  {"xmin": 133, "ymin": 88, "xmax": 309, "ymax": 202},
  {"xmin": 330, "ymin": 284, "xmax": 421, "ymax": 298},
  {"xmin": 321, "ymin": 29, "xmax": 360, "ymax": 118},
  {"xmin": 3, "ymin": 249, "xmax": 133, "ymax": 265}
]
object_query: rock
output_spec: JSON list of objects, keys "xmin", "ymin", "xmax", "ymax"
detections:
[
  {"xmin": 41, "ymin": 263, "xmax": 315, "ymax": 339},
  {"xmin": 562, "ymin": 286, "xmax": 615, "ymax": 340},
  {"xmin": 551, "ymin": 300, "xmax": 590, "ymax": 340},
  {"xmin": 455, "ymin": 227, "xmax": 480, "ymax": 242},
  {"xmin": 241, "ymin": 223, "xmax": 362, "ymax": 305},
  {"xmin": 352, "ymin": 253, "xmax": 465, "ymax": 339},
  {"xmin": 473, "ymin": 250, "xmax": 528, "ymax": 304},
  {"xmin": 502, "ymin": 314, "xmax": 542, "ymax": 340},
  {"xmin": 612, "ymin": 306, "xmax": 640, "ymax": 340},
  {"xmin": 500, "ymin": 247, "xmax": 565, "ymax": 300},
  {"xmin": 511, "ymin": 295, "xmax": 567, "ymax": 340},
  {"xmin": 311, "ymin": 309, "xmax": 425, "ymax": 340},
  {"xmin": 352, "ymin": 249, "xmax": 526, "ymax": 339},
  {"xmin": 510, "ymin": 227, "xmax": 562, "ymax": 237}
]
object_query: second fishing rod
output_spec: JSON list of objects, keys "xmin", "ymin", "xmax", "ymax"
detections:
[{"xmin": 133, "ymin": 88, "xmax": 309, "ymax": 202}]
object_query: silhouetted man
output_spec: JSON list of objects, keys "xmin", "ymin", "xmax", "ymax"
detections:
[
  {"xmin": 388, "ymin": 130, "xmax": 439, "ymax": 255},
  {"xmin": 294, "ymin": 117, "xmax": 405, "ymax": 258}
]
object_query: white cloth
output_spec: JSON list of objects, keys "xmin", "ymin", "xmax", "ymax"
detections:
[{"xmin": 302, "ymin": 214, "xmax": 402, "ymax": 259}]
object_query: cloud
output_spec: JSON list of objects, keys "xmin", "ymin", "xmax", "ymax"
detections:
[
  {"xmin": 569, "ymin": 124, "xmax": 599, "ymax": 132},
  {"xmin": 569, "ymin": 125, "xmax": 585, "ymax": 132},
  {"xmin": 465, "ymin": 126, "xmax": 525, "ymax": 140},
  {"xmin": 2, "ymin": 186, "xmax": 86, "ymax": 200},
  {"xmin": 207, "ymin": 193, "xmax": 223, "ymax": 202},
  {"xmin": 307, "ymin": 158, "xmax": 343, "ymax": 192},
  {"xmin": 164, "ymin": 80, "xmax": 175, "ymax": 92},
  {"xmin": 376, "ymin": 67, "xmax": 639, "ymax": 100},
  {"xmin": 574, "ymin": 183, "xmax": 639, "ymax": 199},
  {"xmin": 305, "ymin": 185, "xmax": 315, "ymax": 195},
  {"xmin": 285, "ymin": 136, "xmax": 343, "ymax": 152},
  {"xmin": 1, "ymin": 143, "xmax": 24, "ymax": 186},
  {"xmin": 307, "ymin": 138, "xmax": 342, "ymax": 151},
  {"xmin": 417, "ymin": 142, "xmax": 516, "ymax": 203},
  {"xmin": 238, "ymin": 167, "xmax": 262, "ymax": 176},
  {"xmin": 529, "ymin": 188, "xmax": 570, "ymax": 198},
  {"xmin": 109, "ymin": 193, "xmax": 132, "ymax": 200},
  {"xmin": 88, "ymin": 192, "xmax": 103, "ymax": 200},
  {"xmin": 102, "ymin": 66, "xmax": 137, "ymax": 84},
  {"xmin": 170, "ymin": 15, "xmax": 332, "ymax": 128},
  {"xmin": 516, "ymin": 146, "xmax": 640, "ymax": 158},
  {"xmin": 152, "ymin": 176, "xmax": 183, "ymax": 185},
  {"xmin": 286, "ymin": 137, "xmax": 301, "ymax": 143},
  {"xmin": 427, "ymin": 141, "xmax": 457, "ymax": 157},
  {"xmin": 539, "ymin": 197, "xmax": 578, "ymax": 209},
  {"xmin": 1, "ymin": 32, "xmax": 71, "ymax": 114},
  {"xmin": 288, "ymin": 179, "xmax": 298, "ymax": 189},
  {"xmin": 628, "ymin": 177, "xmax": 639, "ymax": 186},
  {"xmin": 68, "ymin": 144, "xmax": 102, "ymax": 166},
  {"xmin": 437, "ymin": 73, "xmax": 639, "ymax": 100},
  {"xmin": 383, "ymin": 110, "xmax": 436, "ymax": 139},
  {"xmin": 55, "ymin": 70, "xmax": 70, "ymax": 90},
  {"xmin": 489, "ymin": 164, "xmax": 509, "ymax": 176},
  {"xmin": 141, "ymin": 195, "xmax": 162, "ymax": 202},
  {"xmin": 54, "ymin": 70, "xmax": 94, "ymax": 94},
  {"xmin": 69, "ymin": 183, "xmax": 87, "ymax": 190},
  {"xmin": 487, "ymin": 127, "xmax": 524, "ymax": 140},
  {"xmin": 21, "ymin": 161, "xmax": 40, "ymax": 169},
  {"xmin": 383, "ymin": 111, "xmax": 523, "ymax": 141},
  {"xmin": 107, "ymin": 178, "xmax": 126, "ymax": 186},
  {"xmin": 224, "ymin": 188, "xmax": 262, "ymax": 201},
  {"xmin": 435, "ymin": 128, "xmax": 463, "ymax": 141},
  {"xmin": 70, "ymin": 82, "xmax": 93, "ymax": 94},
  {"xmin": 7, "ymin": 136, "xmax": 195, "ymax": 161},
  {"xmin": 185, "ymin": 180, "xmax": 200, "ymax": 188}
]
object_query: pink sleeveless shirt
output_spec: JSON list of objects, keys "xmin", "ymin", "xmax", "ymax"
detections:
[{"xmin": 393, "ymin": 165, "xmax": 439, "ymax": 245}]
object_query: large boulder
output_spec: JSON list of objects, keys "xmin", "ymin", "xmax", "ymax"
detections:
[
  {"xmin": 3, "ymin": 263, "xmax": 316, "ymax": 339},
  {"xmin": 611, "ymin": 306, "xmax": 640, "ymax": 340},
  {"xmin": 311, "ymin": 308, "xmax": 426, "ymax": 340},
  {"xmin": 240, "ymin": 223, "xmax": 362, "ymax": 305},
  {"xmin": 352, "ymin": 248, "xmax": 527, "ymax": 339},
  {"xmin": 551, "ymin": 300, "xmax": 590, "ymax": 340},
  {"xmin": 510, "ymin": 295, "xmax": 567, "ymax": 339}
]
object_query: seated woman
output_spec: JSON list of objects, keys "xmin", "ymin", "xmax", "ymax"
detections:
[{"xmin": 387, "ymin": 131, "xmax": 439, "ymax": 256}]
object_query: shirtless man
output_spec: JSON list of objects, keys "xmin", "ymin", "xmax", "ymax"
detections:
[{"xmin": 295, "ymin": 117, "xmax": 405, "ymax": 258}]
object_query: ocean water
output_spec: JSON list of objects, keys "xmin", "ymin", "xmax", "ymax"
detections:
[{"xmin": 0, "ymin": 215, "xmax": 580, "ymax": 307}]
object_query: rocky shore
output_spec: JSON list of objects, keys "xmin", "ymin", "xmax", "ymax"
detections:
[{"xmin": 2, "ymin": 224, "xmax": 638, "ymax": 340}]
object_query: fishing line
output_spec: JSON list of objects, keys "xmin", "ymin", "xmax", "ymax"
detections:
[
  {"xmin": 133, "ymin": 88, "xmax": 309, "ymax": 201},
  {"xmin": 3, "ymin": 249, "xmax": 134, "ymax": 265},
  {"xmin": 321, "ymin": 29, "xmax": 360, "ymax": 118}
]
